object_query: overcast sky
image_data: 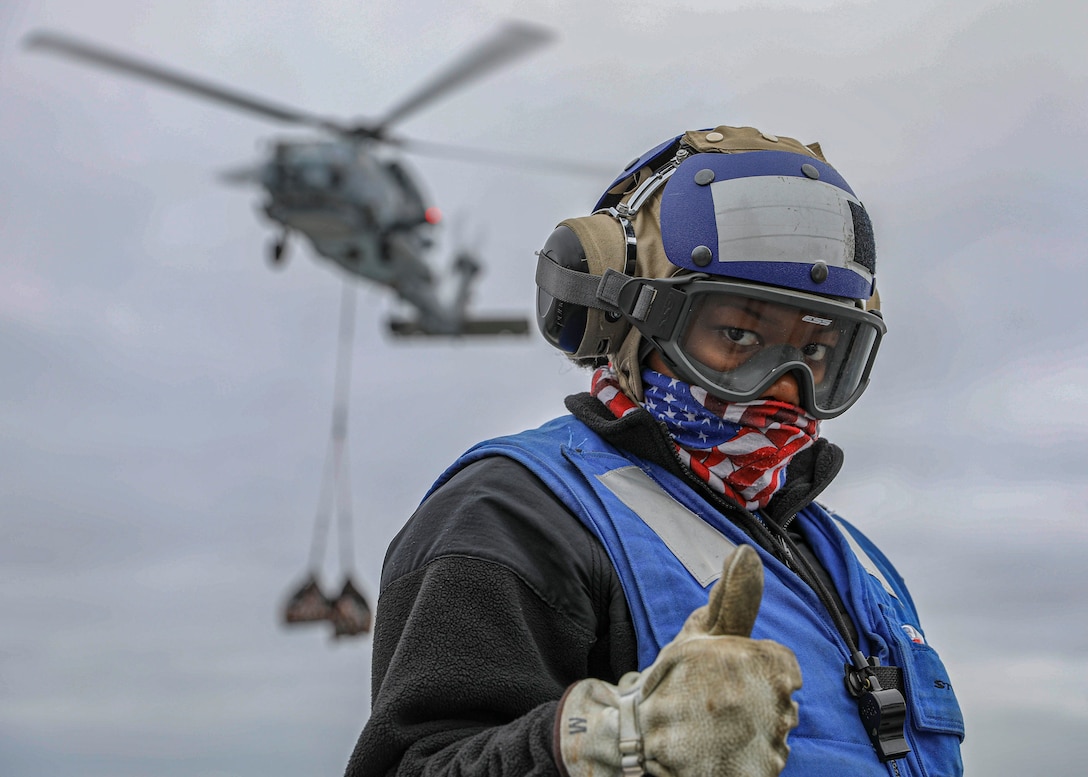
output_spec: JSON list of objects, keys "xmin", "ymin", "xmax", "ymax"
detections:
[{"xmin": 2, "ymin": 1, "xmax": 1086, "ymax": 775}]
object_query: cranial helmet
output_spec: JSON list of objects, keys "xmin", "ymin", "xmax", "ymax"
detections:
[{"xmin": 535, "ymin": 125, "xmax": 885, "ymax": 419}]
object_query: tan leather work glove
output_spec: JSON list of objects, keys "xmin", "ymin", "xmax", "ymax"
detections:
[{"xmin": 556, "ymin": 544, "xmax": 802, "ymax": 777}]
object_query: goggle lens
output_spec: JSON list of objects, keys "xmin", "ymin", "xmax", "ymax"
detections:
[{"xmin": 671, "ymin": 288, "xmax": 882, "ymax": 417}]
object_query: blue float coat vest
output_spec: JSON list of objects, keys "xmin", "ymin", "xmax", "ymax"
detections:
[{"xmin": 434, "ymin": 415, "xmax": 965, "ymax": 776}]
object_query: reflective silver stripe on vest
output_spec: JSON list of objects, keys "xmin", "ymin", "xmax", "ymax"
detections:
[
  {"xmin": 831, "ymin": 516, "xmax": 898, "ymax": 599},
  {"xmin": 596, "ymin": 466, "xmax": 735, "ymax": 587}
]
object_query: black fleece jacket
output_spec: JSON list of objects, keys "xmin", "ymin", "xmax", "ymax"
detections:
[{"xmin": 344, "ymin": 393, "xmax": 846, "ymax": 777}]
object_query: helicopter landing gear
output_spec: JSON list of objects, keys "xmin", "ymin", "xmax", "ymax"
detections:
[
  {"xmin": 269, "ymin": 231, "xmax": 289, "ymax": 267},
  {"xmin": 453, "ymin": 252, "xmax": 481, "ymax": 279}
]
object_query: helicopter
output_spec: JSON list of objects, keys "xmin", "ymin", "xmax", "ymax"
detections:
[
  {"xmin": 25, "ymin": 22, "xmax": 595, "ymax": 337},
  {"xmin": 25, "ymin": 22, "xmax": 604, "ymax": 640}
]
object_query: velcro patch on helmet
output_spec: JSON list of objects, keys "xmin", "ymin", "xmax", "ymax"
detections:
[{"xmin": 660, "ymin": 151, "xmax": 874, "ymax": 300}]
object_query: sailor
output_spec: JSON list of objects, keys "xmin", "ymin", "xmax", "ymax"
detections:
[{"xmin": 346, "ymin": 125, "xmax": 964, "ymax": 777}]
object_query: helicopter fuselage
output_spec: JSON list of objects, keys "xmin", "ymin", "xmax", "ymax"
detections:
[
  {"xmin": 258, "ymin": 139, "xmax": 473, "ymax": 331},
  {"xmin": 261, "ymin": 140, "xmax": 429, "ymax": 245},
  {"xmin": 260, "ymin": 142, "xmax": 428, "ymax": 276}
]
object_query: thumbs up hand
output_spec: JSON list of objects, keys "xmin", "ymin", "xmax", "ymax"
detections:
[{"xmin": 556, "ymin": 545, "xmax": 802, "ymax": 777}]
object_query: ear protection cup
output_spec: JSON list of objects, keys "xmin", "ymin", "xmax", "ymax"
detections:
[
  {"xmin": 536, "ymin": 224, "xmax": 591, "ymax": 355},
  {"xmin": 536, "ymin": 213, "xmax": 633, "ymax": 365}
]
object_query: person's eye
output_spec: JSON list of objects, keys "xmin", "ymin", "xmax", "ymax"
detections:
[
  {"xmin": 802, "ymin": 342, "xmax": 830, "ymax": 362},
  {"xmin": 722, "ymin": 327, "xmax": 760, "ymax": 347}
]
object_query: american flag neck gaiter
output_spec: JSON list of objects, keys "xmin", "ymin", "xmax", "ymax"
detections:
[{"xmin": 590, "ymin": 365, "xmax": 821, "ymax": 511}]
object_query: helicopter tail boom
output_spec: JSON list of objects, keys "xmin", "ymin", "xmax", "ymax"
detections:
[{"xmin": 387, "ymin": 317, "xmax": 529, "ymax": 338}]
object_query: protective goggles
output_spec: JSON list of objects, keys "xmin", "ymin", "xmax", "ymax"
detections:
[{"xmin": 602, "ymin": 272, "xmax": 886, "ymax": 418}]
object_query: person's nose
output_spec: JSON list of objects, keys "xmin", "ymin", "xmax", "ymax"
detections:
[{"xmin": 760, "ymin": 371, "xmax": 802, "ymax": 406}]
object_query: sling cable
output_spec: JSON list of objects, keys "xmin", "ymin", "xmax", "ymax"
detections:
[{"xmin": 282, "ymin": 282, "xmax": 372, "ymax": 639}]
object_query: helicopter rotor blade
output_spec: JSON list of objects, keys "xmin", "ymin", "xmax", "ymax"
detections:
[
  {"xmin": 25, "ymin": 27, "xmax": 613, "ymax": 179},
  {"xmin": 392, "ymin": 135, "xmax": 617, "ymax": 179},
  {"xmin": 24, "ymin": 30, "xmax": 348, "ymax": 134},
  {"xmin": 368, "ymin": 21, "xmax": 554, "ymax": 136}
]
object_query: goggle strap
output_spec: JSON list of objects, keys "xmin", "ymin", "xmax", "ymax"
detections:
[
  {"xmin": 631, "ymin": 285, "xmax": 656, "ymax": 321},
  {"xmin": 535, "ymin": 253, "xmax": 616, "ymax": 312}
]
